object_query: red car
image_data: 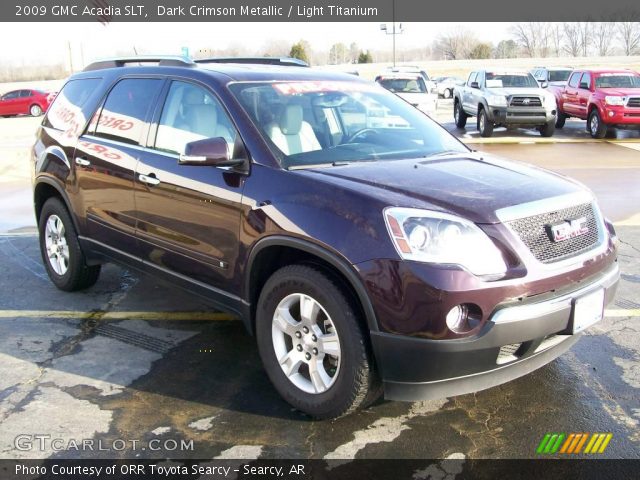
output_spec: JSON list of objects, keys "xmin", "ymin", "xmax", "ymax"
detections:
[
  {"xmin": 550, "ymin": 69, "xmax": 640, "ymax": 138},
  {"xmin": 0, "ymin": 89, "xmax": 55, "ymax": 117}
]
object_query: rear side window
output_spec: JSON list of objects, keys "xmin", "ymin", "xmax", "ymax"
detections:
[
  {"xmin": 568, "ymin": 72, "xmax": 581, "ymax": 88},
  {"xmin": 94, "ymin": 78, "xmax": 163, "ymax": 146},
  {"xmin": 44, "ymin": 78, "xmax": 101, "ymax": 132},
  {"xmin": 20, "ymin": 90, "xmax": 33, "ymax": 97}
]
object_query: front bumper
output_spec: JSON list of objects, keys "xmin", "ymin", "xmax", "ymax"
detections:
[
  {"xmin": 371, "ymin": 263, "xmax": 619, "ymax": 402},
  {"xmin": 600, "ymin": 105, "xmax": 640, "ymax": 127},
  {"xmin": 488, "ymin": 106, "xmax": 555, "ymax": 126}
]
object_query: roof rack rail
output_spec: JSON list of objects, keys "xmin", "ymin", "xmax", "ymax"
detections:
[
  {"xmin": 194, "ymin": 57, "xmax": 309, "ymax": 67},
  {"xmin": 83, "ymin": 55, "xmax": 195, "ymax": 72}
]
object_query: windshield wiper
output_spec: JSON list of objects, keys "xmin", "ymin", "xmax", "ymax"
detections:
[{"xmin": 422, "ymin": 150, "xmax": 467, "ymax": 159}]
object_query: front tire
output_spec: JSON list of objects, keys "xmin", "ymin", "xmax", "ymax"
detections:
[
  {"xmin": 38, "ymin": 197, "xmax": 101, "ymax": 291},
  {"xmin": 256, "ymin": 265, "xmax": 378, "ymax": 419},
  {"xmin": 478, "ymin": 108, "xmax": 494, "ymax": 137},
  {"xmin": 30, "ymin": 104, "xmax": 43, "ymax": 117},
  {"xmin": 538, "ymin": 120, "xmax": 555, "ymax": 137},
  {"xmin": 555, "ymin": 113, "xmax": 567, "ymax": 129},
  {"xmin": 588, "ymin": 109, "xmax": 607, "ymax": 139},
  {"xmin": 454, "ymin": 101, "xmax": 467, "ymax": 128}
]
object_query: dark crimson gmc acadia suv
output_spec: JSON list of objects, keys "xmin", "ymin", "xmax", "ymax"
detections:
[{"xmin": 32, "ymin": 56, "xmax": 619, "ymax": 419}]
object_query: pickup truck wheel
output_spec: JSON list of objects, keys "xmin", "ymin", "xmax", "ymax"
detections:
[
  {"xmin": 38, "ymin": 197, "xmax": 101, "ymax": 291},
  {"xmin": 588, "ymin": 110, "xmax": 607, "ymax": 139},
  {"xmin": 256, "ymin": 265, "xmax": 377, "ymax": 419},
  {"xmin": 454, "ymin": 101, "xmax": 467, "ymax": 128},
  {"xmin": 555, "ymin": 113, "xmax": 567, "ymax": 129},
  {"xmin": 443, "ymin": 88, "xmax": 452, "ymax": 99},
  {"xmin": 478, "ymin": 109, "xmax": 493, "ymax": 137},
  {"xmin": 538, "ymin": 120, "xmax": 555, "ymax": 137}
]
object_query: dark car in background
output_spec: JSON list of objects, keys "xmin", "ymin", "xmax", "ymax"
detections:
[
  {"xmin": 32, "ymin": 56, "xmax": 619, "ymax": 419},
  {"xmin": 0, "ymin": 89, "xmax": 55, "ymax": 117}
]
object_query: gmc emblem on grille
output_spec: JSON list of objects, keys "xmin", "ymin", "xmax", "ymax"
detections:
[{"xmin": 547, "ymin": 217, "xmax": 589, "ymax": 242}]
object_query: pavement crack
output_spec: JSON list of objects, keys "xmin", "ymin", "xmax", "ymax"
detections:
[{"xmin": 619, "ymin": 238, "xmax": 640, "ymax": 255}]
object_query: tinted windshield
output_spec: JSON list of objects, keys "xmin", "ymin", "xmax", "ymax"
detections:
[
  {"xmin": 229, "ymin": 81, "xmax": 467, "ymax": 169},
  {"xmin": 548, "ymin": 70, "xmax": 572, "ymax": 82},
  {"xmin": 485, "ymin": 73, "xmax": 539, "ymax": 88},
  {"xmin": 378, "ymin": 78, "xmax": 427, "ymax": 93},
  {"xmin": 595, "ymin": 74, "xmax": 640, "ymax": 88}
]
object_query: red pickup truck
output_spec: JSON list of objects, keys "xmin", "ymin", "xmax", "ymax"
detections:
[{"xmin": 550, "ymin": 69, "xmax": 640, "ymax": 138}]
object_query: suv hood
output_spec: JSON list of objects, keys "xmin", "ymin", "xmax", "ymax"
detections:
[
  {"xmin": 300, "ymin": 153, "xmax": 587, "ymax": 224},
  {"xmin": 487, "ymin": 87, "xmax": 544, "ymax": 97}
]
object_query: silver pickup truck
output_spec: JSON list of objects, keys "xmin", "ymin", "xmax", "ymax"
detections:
[{"xmin": 453, "ymin": 69, "xmax": 558, "ymax": 137}]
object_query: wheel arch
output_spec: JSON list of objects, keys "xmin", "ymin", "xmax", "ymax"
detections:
[
  {"xmin": 245, "ymin": 236, "xmax": 379, "ymax": 335},
  {"xmin": 33, "ymin": 178, "xmax": 79, "ymax": 233}
]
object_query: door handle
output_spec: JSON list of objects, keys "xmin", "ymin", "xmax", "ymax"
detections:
[
  {"xmin": 75, "ymin": 157, "xmax": 91, "ymax": 167},
  {"xmin": 138, "ymin": 173, "xmax": 160, "ymax": 186}
]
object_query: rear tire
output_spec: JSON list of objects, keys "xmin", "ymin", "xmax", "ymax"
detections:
[
  {"xmin": 555, "ymin": 113, "xmax": 567, "ymax": 129},
  {"xmin": 30, "ymin": 104, "xmax": 43, "ymax": 117},
  {"xmin": 443, "ymin": 88, "xmax": 452, "ymax": 99},
  {"xmin": 38, "ymin": 197, "xmax": 101, "ymax": 291},
  {"xmin": 538, "ymin": 120, "xmax": 555, "ymax": 137},
  {"xmin": 256, "ymin": 264, "xmax": 377, "ymax": 419},
  {"xmin": 454, "ymin": 101, "xmax": 467, "ymax": 128},
  {"xmin": 588, "ymin": 109, "xmax": 607, "ymax": 139},
  {"xmin": 478, "ymin": 108, "xmax": 493, "ymax": 137}
]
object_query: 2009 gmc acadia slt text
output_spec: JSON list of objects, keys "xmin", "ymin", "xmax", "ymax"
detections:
[{"xmin": 32, "ymin": 56, "xmax": 619, "ymax": 419}]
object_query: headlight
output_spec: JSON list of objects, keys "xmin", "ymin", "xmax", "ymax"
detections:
[
  {"xmin": 487, "ymin": 95, "xmax": 507, "ymax": 107},
  {"xmin": 543, "ymin": 94, "xmax": 556, "ymax": 108},
  {"xmin": 384, "ymin": 207, "xmax": 508, "ymax": 276},
  {"xmin": 605, "ymin": 96, "xmax": 625, "ymax": 106}
]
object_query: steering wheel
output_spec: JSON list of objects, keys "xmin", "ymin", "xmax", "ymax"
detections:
[{"xmin": 345, "ymin": 128, "xmax": 379, "ymax": 144}]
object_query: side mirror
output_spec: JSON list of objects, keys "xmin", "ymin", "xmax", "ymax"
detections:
[
  {"xmin": 470, "ymin": 81, "xmax": 479, "ymax": 89},
  {"xmin": 179, "ymin": 137, "xmax": 243, "ymax": 167},
  {"xmin": 540, "ymin": 81, "xmax": 549, "ymax": 88}
]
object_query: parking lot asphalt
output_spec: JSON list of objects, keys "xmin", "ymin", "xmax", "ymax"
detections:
[{"xmin": 0, "ymin": 106, "xmax": 639, "ymax": 463}]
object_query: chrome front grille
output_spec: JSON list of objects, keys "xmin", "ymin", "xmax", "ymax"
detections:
[
  {"xmin": 627, "ymin": 97, "xmax": 640, "ymax": 108},
  {"xmin": 510, "ymin": 96, "xmax": 542, "ymax": 107},
  {"xmin": 506, "ymin": 203, "xmax": 601, "ymax": 264}
]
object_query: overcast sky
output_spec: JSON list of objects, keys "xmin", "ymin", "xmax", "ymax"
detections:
[{"xmin": 0, "ymin": 22, "xmax": 511, "ymax": 66}]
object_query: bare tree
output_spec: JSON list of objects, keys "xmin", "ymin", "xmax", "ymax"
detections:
[
  {"xmin": 435, "ymin": 28, "xmax": 478, "ymax": 60},
  {"xmin": 550, "ymin": 23, "xmax": 564, "ymax": 57},
  {"xmin": 538, "ymin": 23, "xmax": 553, "ymax": 57},
  {"xmin": 577, "ymin": 22, "xmax": 591, "ymax": 57},
  {"xmin": 510, "ymin": 22, "xmax": 543, "ymax": 57},
  {"xmin": 563, "ymin": 23, "xmax": 581, "ymax": 57},
  {"xmin": 617, "ymin": 22, "xmax": 640, "ymax": 55},
  {"xmin": 593, "ymin": 22, "xmax": 616, "ymax": 56}
]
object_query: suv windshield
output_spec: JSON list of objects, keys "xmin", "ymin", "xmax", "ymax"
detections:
[
  {"xmin": 548, "ymin": 70, "xmax": 572, "ymax": 82},
  {"xmin": 229, "ymin": 81, "xmax": 467, "ymax": 169},
  {"xmin": 595, "ymin": 74, "xmax": 640, "ymax": 88},
  {"xmin": 485, "ymin": 73, "xmax": 539, "ymax": 88}
]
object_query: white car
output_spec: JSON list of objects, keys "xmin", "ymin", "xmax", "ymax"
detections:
[
  {"xmin": 375, "ymin": 73, "xmax": 438, "ymax": 115},
  {"xmin": 433, "ymin": 76, "xmax": 465, "ymax": 99}
]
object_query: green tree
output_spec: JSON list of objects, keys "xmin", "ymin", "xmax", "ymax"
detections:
[
  {"xmin": 289, "ymin": 41, "xmax": 310, "ymax": 64},
  {"xmin": 357, "ymin": 50, "xmax": 373, "ymax": 63},
  {"xmin": 469, "ymin": 42, "xmax": 493, "ymax": 59}
]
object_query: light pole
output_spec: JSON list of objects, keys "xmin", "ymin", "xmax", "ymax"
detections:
[{"xmin": 379, "ymin": 1, "xmax": 403, "ymax": 67}]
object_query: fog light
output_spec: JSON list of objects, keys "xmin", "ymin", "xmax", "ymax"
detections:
[
  {"xmin": 609, "ymin": 111, "xmax": 615, "ymax": 117},
  {"xmin": 446, "ymin": 305, "xmax": 467, "ymax": 332},
  {"xmin": 446, "ymin": 303, "xmax": 482, "ymax": 334}
]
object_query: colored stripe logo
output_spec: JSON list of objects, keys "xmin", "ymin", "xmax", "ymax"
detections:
[{"xmin": 537, "ymin": 433, "xmax": 612, "ymax": 454}]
